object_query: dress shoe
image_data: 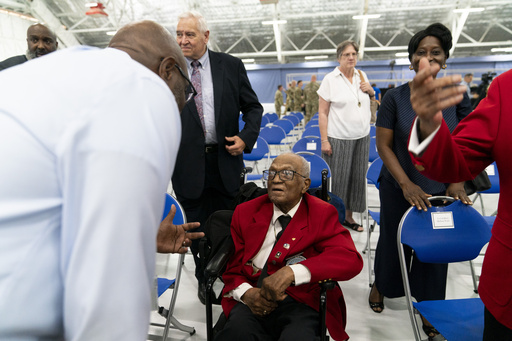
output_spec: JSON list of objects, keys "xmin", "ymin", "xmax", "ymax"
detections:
[{"xmin": 198, "ymin": 282, "xmax": 206, "ymax": 305}]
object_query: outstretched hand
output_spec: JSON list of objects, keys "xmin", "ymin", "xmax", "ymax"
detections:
[
  {"xmin": 410, "ymin": 57, "xmax": 467, "ymax": 140},
  {"xmin": 157, "ymin": 204, "xmax": 203, "ymax": 254}
]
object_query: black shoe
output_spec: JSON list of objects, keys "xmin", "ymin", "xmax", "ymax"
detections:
[{"xmin": 198, "ymin": 282, "xmax": 206, "ymax": 305}]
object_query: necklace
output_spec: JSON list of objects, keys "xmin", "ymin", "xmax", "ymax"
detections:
[{"xmin": 341, "ymin": 70, "xmax": 361, "ymax": 107}]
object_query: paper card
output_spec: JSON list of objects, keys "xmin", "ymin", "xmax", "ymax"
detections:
[
  {"xmin": 254, "ymin": 142, "xmax": 258, "ymax": 149},
  {"xmin": 485, "ymin": 164, "xmax": 495, "ymax": 176},
  {"xmin": 431, "ymin": 212, "xmax": 454, "ymax": 229},
  {"xmin": 307, "ymin": 142, "xmax": 317, "ymax": 150}
]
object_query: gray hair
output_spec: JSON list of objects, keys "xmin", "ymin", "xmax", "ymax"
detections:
[
  {"xmin": 178, "ymin": 10, "xmax": 209, "ymax": 33},
  {"xmin": 278, "ymin": 152, "xmax": 310, "ymax": 178},
  {"xmin": 336, "ymin": 40, "xmax": 359, "ymax": 60}
]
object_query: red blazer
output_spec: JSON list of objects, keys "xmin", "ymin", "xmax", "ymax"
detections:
[
  {"xmin": 410, "ymin": 69, "xmax": 512, "ymax": 329},
  {"xmin": 221, "ymin": 193, "xmax": 363, "ymax": 341}
]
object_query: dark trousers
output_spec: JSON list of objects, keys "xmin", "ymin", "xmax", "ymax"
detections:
[
  {"xmin": 484, "ymin": 307, "xmax": 512, "ymax": 340},
  {"xmin": 374, "ymin": 177, "xmax": 448, "ymax": 301},
  {"xmin": 176, "ymin": 151, "xmax": 237, "ymax": 283},
  {"xmin": 214, "ymin": 296, "xmax": 320, "ymax": 341}
]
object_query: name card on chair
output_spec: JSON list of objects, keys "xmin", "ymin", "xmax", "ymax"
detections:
[
  {"xmin": 307, "ymin": 142, "xmax": 317, "ymax": 151},
  {"xmin": 485, "ymin": 164, "xmax": 495, "ymax": 176},
  {"xmin": 431, "ymin": 212, "xmax": 454, "ymax": 229}
]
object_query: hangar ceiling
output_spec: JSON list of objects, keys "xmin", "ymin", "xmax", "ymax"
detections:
[{"xmin": 2, "ymin": 0, "xmax": 512, "ymax": 64}]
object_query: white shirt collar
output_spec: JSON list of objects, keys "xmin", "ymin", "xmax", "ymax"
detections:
[{"xmin": 271, "ymin": 198, "xmax": 302, "ymax": 225}]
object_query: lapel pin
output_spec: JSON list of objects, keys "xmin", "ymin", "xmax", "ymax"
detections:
[
  {"xmin": 283, "ymin": 243, "xmax": 290, "ymax": 249},
  {"xmin": 292, "ymin": 238, "xmax": 296, "ymax": 241},
  {"xmin": 275, "ymin": 251, "xmax": 282, "ymax": 258}
]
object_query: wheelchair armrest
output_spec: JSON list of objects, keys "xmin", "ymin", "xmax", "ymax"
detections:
[
  {"xmin": 205, "ymin": 238, "xmax": 235, "ymax": 278},
  {"xmin": 319, "ymin": 280, "xmax": 336, "ymax": 291}
]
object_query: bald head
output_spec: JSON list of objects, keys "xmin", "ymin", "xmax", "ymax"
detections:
[
  {"xmin": 109, "ymin": 21, "xmax": 190, "ymax": 111},
  {"xmin": 26, "ymin": 24, "xmax": 58, "ymax": 59}
]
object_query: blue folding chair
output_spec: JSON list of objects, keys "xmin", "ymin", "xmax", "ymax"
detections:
[
  {"xmin": 260, "ymin": 114, "xmax": 270, "ymax": 128},
  {"xmin": 370, "ymin": 124, "xmax": 376, "ymax": 138},
  {"xmin": 368, "ymin": 136, "xmax": 379, "ymax": 162},
  {"xmin": 364, "ymin": 157, "xmax": 383, "ymax": 285},
  {"xmin": 259, "ymin": 125, "xmax": 288, "ymax": 157},
  {"xmin": 264, "ymin": 112, "xmax": 278, "ymax": 123},
  {"xmin": 398, "ymin": 196, "xmax": 491, "ymax": 341},
  {"xmin": 302, "ymin": 125, "xmax": 320, "ymax": 138},
  {"xmin": 305, "ymin": 119, "xmax": 319, "ymax": 130},
  {"xmin": 292, "ymin": 136, "xmax": 322, "ymax": 156},
  {"xmin": 473, "ymin": 162, "xmax": 499, "ymax": 216},
  {"xmin": 295, "ymin": 151, "xmax": 331, "ymax": 191},
  {"xmin": 243, "ymin": 136, "xmax": 270, "ymax": 181},
  {"xmin": 152, "ymin": 194, "xmax": 196, "ymax": 338}
]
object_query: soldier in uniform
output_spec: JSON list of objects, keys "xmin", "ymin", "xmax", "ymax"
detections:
[
  {"xmin": 304, "ymin": 75, "xmax": 320, "ymax": 123},
  {"xmin": 293, "ymin": 80, "xmax": 304, "ymax": 112},
  {"xmin": 285, "ymin": 81, "xmax": 296, "ymax": 112},
  {"xmin": 274, "ymin": 85, "xmax": 284, "ymax": 117}
]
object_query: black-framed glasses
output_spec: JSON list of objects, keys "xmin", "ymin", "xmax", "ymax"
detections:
[
  {"xmin": 263, "ymin": 169, "xmax": 306, "ymax": 181},
  {"xmin": 174, "ymin": 63, "xmax": 197, "ymax": 103}
]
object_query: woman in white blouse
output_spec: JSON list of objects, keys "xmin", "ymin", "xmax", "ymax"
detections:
[{"xmin": 317, "ymin": 40, "xmax": 375, "ymax": 232}]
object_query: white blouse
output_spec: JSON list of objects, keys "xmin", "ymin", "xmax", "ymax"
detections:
[{"xmin": 317, "ymin": 67, "xmax": 371, "ymax": 140}]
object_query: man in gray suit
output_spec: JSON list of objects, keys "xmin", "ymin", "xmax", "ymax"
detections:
[{"xmin": 173, "ymin": 10, "xmax": 263, "ymax": 303}]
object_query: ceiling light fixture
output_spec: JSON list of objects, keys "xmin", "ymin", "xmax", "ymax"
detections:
[
  {"xmin": 453, "ymin": 7, "xmax": 485, "ymax": 13},
  {"xmin": 86, "ymin": 2, "xmax": 108, "ymax": 17},
  {"xmin": 491, "ymin": 47, "xmax": 512, "ymax": 53},
  {"xmin": 395, "ymin": 52, "xmax": 409, "ymax": 57},
  {"xmin": 242, "ymin": 58, "xmax": 255, "ymax": 63},
  {"xmin": 261, "ymin": 20, "xmax": 287, "ymax": 25},
  {"xmin": 106, "ymin": 31, "xmax": 117, "ymax": 36},
  {"xmin": 352, "ymin": 14, "xmax": 381, "ymax": 20},
  {"xmin": 305, "ymin": 55, "xmax": 329, "ymax": 60}
]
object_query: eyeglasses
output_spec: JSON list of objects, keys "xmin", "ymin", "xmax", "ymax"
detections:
[
  {"xmin": 174, "ymin": 63, "xmax": 197, "ymax": 103},
  {"xmin": 263, "ymin": 169, "xmax": 306, "ymax": 181}
]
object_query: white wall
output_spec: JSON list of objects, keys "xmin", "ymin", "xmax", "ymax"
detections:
[{"xmin": 0, "ymin": 12, "xmax": 32, "ymax": 61}]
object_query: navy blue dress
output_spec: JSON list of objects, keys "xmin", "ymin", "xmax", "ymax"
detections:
[{"xmin": 374, "ymin": 83, "xmax": 471, "ymax": 301}]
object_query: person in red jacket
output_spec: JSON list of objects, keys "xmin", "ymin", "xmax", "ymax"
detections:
[
  {"xmin": 216, "ymin": 153, "xmax": 363, "ymax": 341},
  {"xmin": 408, "ymin": 57, "xmax": 512, "ymax": 340}
]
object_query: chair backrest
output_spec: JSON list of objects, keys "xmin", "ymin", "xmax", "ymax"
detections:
[
  {"xmin": 259, "ymin": 125, "xmax": 287, "ymax": 144},
  {"xmin": 398, "ymin": 197, "xmax": 491, "ymax": 264},
  {"xmin": 290, "ymin": 111, "xmax": 304, "ymax": 122},
  {"xmin": 366, "ymin": 157, "xmax": 383, "ymax": 189},
  {"xmin": 295, "ymin": 151, "xmax": 331, "ymax": 189},
  {"xmin": 163, "ymin": 193, "xmax": 186, "ymax": 224},
  {"xmin": 264, "ymin": 112, "xmax": 278, "ymax": 123},
  {"xmin": 238, "ymin": 120, "xmax": 245, "ymax": 131},
  {"xmin": 292, "ymin": 136, "xmax": 322, "ymax": 156},
  {"xmin": 305, "ymin": 119, "xmax": 319, "ymax": 129},
  {"xmin": 272, "ymin": 119, "xmax": 294, "ymax": 134},
  {"xmin": 302, "ymin": 125, "xmax": 320, "ymax": 138},
  {"xmin": 480, "ymin": 162, "xmax": 499, "ymax": 194},
  {"xmin": 370, "ymin": 124, "xmax": 376, "ymax": 138},
  {"xmin": 243, "ymin": 136, "xmax": 270, "ymax": 161},
  {"xmin": 282, "ymin": 114, "xmax": 299, "ymax": 127},
  {"xmin": 368, "ymin": 136, "xmax": 379, "ymax": 162},
  {"xmin": 260, "ymin": 115, "xmax": 270, "ymax": 128}
]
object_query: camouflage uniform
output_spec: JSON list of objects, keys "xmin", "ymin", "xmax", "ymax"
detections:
[
  {"xmin": 285, "ymin": 87, "xmax": 295, "ymax": 112},
  {"xmin": 274, "ymin": 89, "xmax": 284, "ymax": 117},
  {"xmin": 293, "ymin": 86, "xmax": 304, "ymax": 112},
  {"xmin": 304, "ymin": 81, "xmax": 320, "ymax": 123}
]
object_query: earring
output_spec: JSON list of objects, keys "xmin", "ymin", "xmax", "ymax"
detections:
[
  {"xmin": 441, "ymin": 64, "xmax": 447, "ymax": 69},
  {"xmin": 409, "ymin": 64, "xmax": 414, "ymax": 70}
]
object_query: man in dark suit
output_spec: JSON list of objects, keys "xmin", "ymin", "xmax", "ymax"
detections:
[
  {"xmin": 0, "ymin": 23, "xmax": 58, "ymax": 71},
  {"xmin": 173, "ymin": 10, "xmax": 263, "ymax": 303},
  {"xmin": 216, "ymin": 153, "xmax": 363, "ymax": 340}
]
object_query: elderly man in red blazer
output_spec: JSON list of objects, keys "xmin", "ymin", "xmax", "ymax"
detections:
[
  {"xmin": 216, "ymin": 153, "xmax": 363, "ymax": 341},
  {"xmin": 408, "ymin": 58, "xmax": 512, "ymax": 340}
]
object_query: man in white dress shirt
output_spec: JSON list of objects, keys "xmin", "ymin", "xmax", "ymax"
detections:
[{"xmin": 0, "ymin": 21, "xmax": 202, "ymax": 340}]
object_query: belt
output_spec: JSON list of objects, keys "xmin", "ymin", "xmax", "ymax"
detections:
[{"xmin": 204, "ymin": 144, "xmax": 218, "ymax": 153}]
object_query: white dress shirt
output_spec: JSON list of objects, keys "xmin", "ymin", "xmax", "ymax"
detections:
[
  {"xmin": 186, "ymin": 50, "xmax": 216, "ymax": 144},
  {"xmin": 0, "ymin": 46, "xmax": 181, "ymax": 340},
  {"xmin": 317, "ymin": 67, "xmax": 371, "ymax": 140},
  {"xmin": 229, "ymin": 199, "xmax": 311, "ymax": 303}
]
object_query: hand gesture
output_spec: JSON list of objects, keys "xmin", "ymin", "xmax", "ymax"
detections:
[
  {"xmin": 241, "ymin": 288, "xmax": 278, "ymax": 317},
  {"xmin": 157, "ymin": 205, "xmax": 203, "ymax": 253},
  {"xmin": 401, "ymin": 181, "xmax": 432, "ymax": 211},
  {"xmin": 410, "ymin": 58, "xmax": 466, "ymax": 139},
  {"xmin": 260, "ymin": 266, "xmax": 295, "ymax": 302},
  {"xmin": 225, "ymin": 135, "xmax": 246, "ymax": 156}
]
